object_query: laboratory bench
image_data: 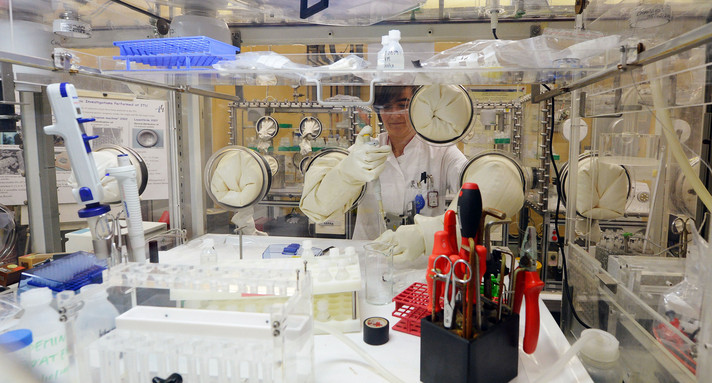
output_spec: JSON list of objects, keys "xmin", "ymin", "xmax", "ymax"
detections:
[{"xmin": 156, "ymin": 234, "xmax": 592, "ymax": 383}]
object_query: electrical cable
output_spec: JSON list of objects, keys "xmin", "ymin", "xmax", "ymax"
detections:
[
  {"xmin": 542, "ymin": 84, "xmax": 592, "ymax": 329},
  {"xmin": 492, "ymin": 29, "xmax": 499, "ymax": 40}
]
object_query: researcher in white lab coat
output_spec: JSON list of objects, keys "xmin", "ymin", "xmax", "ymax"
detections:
[{"xmin": 300, "ymin": 85, "xmax": 468, "ymax": 244}]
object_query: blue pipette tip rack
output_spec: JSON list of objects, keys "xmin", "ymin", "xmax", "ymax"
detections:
[
  {"xmin": 20, "ymin": 251, "xmax": 107, "ymax": 293},
  {"xmin": 113, "ymin": 36, "xmax": 240, "ymax": 70}
]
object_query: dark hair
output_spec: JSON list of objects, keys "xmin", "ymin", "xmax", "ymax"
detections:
[{"xmin": 373, "ymin": 86, "xmax": 416, "ymax": 109}]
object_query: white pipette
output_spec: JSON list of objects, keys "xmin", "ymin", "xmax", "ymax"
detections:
[
  {"xmin": 44, "ymin": 83, "xmax": 111, "ymax": 259},
  {"xmin": 365, "ymin": 133, "xmax": 388, "ymax": 235}
]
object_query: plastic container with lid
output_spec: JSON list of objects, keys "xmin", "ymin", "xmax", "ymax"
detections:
[
  {"xmin": 376, "ymin": 35, "xmax": 390, "ymax": 69},
  {"xmin": 20, "ymin": 287, "xmax": 70, "ymax": 383},
  {"xmin": 74, "ymin": 284, "xmax": 120, "ymax": 381},
  {"xmin": 383, "ymin": 29, "xmax": 404, "ymax": 70},
  {"xmin": 0, "ymin": 328, "xmax": 33, "ymax": 363},
  {"xmin": 579, "ymin": 329, "xmax": 624, "ymax": 383}
]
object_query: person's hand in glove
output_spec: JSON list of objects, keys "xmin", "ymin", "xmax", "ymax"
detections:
[
  {"xmin": 337, "ymin": 125, "xmax": 391, "ymax": 185},
  {"xmin": 232, "ymin": 207, "xmax": 268, "ymax": 236},
  {"xmin": 300, "ymin": 125, "xmax": 391, "ymax": 223},
  {"xmin": 375, "ymin": 214, "xmax": 445, "ymax": 264}
]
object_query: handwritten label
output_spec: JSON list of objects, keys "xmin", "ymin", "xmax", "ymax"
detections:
[{"xmin": 30, "ymin": 330, "xmax": 70, "ymax": 383}]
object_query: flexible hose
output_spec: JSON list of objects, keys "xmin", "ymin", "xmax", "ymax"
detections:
[
  {"xmin": 108, "ymin": 155, "xmax": 146, "ymax": 262},
  {"xmin": 313, "ymin": 322, "xmax": 405, "ymax": 383},
  {"xmin": 647, "ymin": 63, "xmax": 712, "ymax": 213}
]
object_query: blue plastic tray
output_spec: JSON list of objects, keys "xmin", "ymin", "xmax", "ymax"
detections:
[
  {"xmin": 113, "ymin": 36, "xmax": 239, "ymax": 70},
  {"xmin": 19, "ymin": 251, "xmax": 107, "ymax": 293}
]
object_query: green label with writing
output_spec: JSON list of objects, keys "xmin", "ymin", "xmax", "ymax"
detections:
[{"xmin": 30, "ymin": 329, "xmax": 70, "ymax": 383}]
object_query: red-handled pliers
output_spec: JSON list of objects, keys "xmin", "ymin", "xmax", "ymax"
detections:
[{"xmin": 513, "ymin": 226, "xmax": 544, "ymax": 354}]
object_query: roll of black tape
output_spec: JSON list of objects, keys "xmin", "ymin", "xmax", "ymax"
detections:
[{"xmin": 363, "ymin": 317, "xmax": 389, "ymax": 346}]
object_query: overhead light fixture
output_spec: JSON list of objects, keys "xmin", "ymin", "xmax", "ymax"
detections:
[
  {"xmin": 53, "ymin": 11, "xmax": 92, "ymax": 39},
  {"xmin": 629, "ymin": 1, "xmax": 672, "ymax": 29}
]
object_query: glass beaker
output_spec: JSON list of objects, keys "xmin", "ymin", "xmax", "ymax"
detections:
[{"xmin": 364, "ymin": 242, "xmax": 394, "ymax": 305}]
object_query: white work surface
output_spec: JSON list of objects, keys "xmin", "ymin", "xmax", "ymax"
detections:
[{"xmin": 161, "ymin": 235, "xmax": 592, "ymax": 383}]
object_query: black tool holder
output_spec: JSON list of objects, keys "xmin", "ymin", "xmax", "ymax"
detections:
[{"xmin": 420, "ymin": 313, "xmax": 519, "ymax": 383}]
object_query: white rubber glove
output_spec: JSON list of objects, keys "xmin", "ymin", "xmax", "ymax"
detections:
[
  {"xmin": 67, "ymin": 150, "xmax": 122, "ymax": 204},
  {"xmin": 574, "ymin": 157, "xmax": 628, "ymax": 220},
  {"xmin": 375, "ymin": 214, "xmax": 445, "ymax": 264},
  {"xmin": 210, "ymin": 150, "xmax": 264, "ymax": 208},
  {"xmin": 299, "ymin": 139, "xmax": 312, "ymax": 155},
  {"xmin": 377, "ymin": 225, "xmax": 424, "ymax": 264},
  {"xmin": 257, "ymin": 118, "xmax": 277, "ymax": 140},
  {"xmin": 460, "ymin": 155, "xmax": 525, "ymax": 219},
  {"xmin": 300, "ymin": 126, "xmax": 390, "ymax": 223},
  {"xmin": 231, "ymin": 206, "xmax": 268, "ymax": 236},
  {"xmin": 339, "ymin": 126, "xmax": 391, "ymax": 184},
  {"xmin": 410, "ymin": 85, "xmax": 473, "ymax": 142},
  {"xmin": 264, "ymin": 155, "xmax": 279, "ymax": 177}
]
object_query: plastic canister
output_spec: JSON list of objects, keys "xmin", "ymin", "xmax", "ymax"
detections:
[
  {"xmin": 75, "ymin": 284, "xmax": 119, "ymax": 341},
  {"xmin": 384, "ymin": 30, "xmax": 404, "ymax": 70},
  {"xmin": 74, "ymin": 284, "xmax": 120, "ymax": 381},
  {"xmin": 0, "ymin": 328, "xmax": 33, "ymax": 363},
  {"xmin": 579, "ymin": 329, "xmax": 623, "ymax": 383},
  {"xmin": 376, "ymin": 35, "xmax": 390, "ymax": 69},
  {"xmin": 20, "ymin": 287, "xmax": 70, "ymax": 383}
]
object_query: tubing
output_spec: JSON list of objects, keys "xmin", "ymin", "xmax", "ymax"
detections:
[
  {"xmin": 108, "ymin": 154, "xmax": 146, "ymax": 262},
  {"xmin": 533, "ymin": 329, "xmax": 608, "ymax": 383},
  {"xmin": 313, "ymin": 322, "xmax": 405, "ymax": 383},
  {"xmin": 647, "ymin": 63, "xmax": 712, "ymax": 213}
]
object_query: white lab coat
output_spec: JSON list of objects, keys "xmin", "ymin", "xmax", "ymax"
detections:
[{"xmin": 352, "ymin": 134, "xmax": 468, "ymax": 240}]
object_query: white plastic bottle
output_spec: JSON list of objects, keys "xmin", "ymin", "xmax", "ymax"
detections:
[
  {"xmin": 74, "ymin": 284, "xmax": 120, "ymax": 381},
  {"xmin": 75, "ymin": 285, "xmax": 119, "ymax": 341},
  {"xmin": 384, "ymin": 30, "xmax": 404, "ymax": 70},
  {"xmin": 579, "ymin": 329, "xmax": 624, "ymax": 383},
  {"xmin": 376, "ymin": 35, "xmax": 390, "ymax": 69},
  {"xmin": 20, "ymin": 287, "xmax": 70, "ymax": 383},
  {"xmin": 301, "ymin": 240, "xmax": 315, "ymax": 261},
  {"xmin": 200, "ymin": 238, "xmax": 218, "ymax": 265}
]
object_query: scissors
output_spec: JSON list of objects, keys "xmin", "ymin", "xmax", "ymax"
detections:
[{"xmin": 433, "ymin": 254, "xmax": 472, "ymax": 329}]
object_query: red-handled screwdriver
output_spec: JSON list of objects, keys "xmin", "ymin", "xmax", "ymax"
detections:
[{"xmin": 457, "ymin": 183, "xmax": 483, "ymax": 338}]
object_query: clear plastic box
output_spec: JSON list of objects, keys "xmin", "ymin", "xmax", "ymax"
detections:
[{"xmin": 84, "ymin": 261, "xmax": 314, "ymax": 382}]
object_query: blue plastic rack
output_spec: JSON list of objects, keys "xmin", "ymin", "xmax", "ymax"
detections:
[{"xmin": 113, "ymin": 36, "xmax": 239, "ymax": 70}]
